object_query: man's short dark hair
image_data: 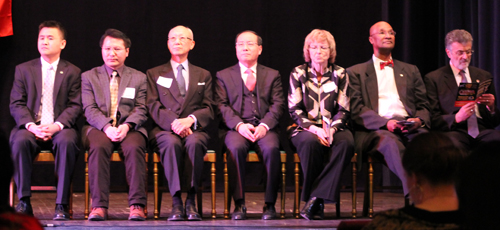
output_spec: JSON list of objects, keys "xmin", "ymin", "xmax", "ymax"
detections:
[
  {"xmin": 235, "ymin": 30, "xmax": 263, "ymax": 46},
  {"xmin": 99, "ymin": 29, "xmax": 131, "ymax": 48},
  {"xmin": 39, "ymin": 20, "xmax": 66, "ymax": 40}
]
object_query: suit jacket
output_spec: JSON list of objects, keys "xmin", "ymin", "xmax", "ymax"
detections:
[
  {"xmin": 288, "ymin": 63, "xmax": 350, "ymax": 137},
  {"xmin": 81, "ymin": 64, "xmax": 148, "ymax": 137},
  {"xmin": 424, "ymin": 65, "xmax": 500, "ymax": 131},
  {"xmin": 347, "ymin": 59, "xmax": 430, "ymax": 131},
  {"xmin": 10, "ymin": 58, "xmax": 82, "ymax": 130},
  {"xmin": 216, "ymin": 64, "xmax": 284, "ymax": 131},
  {"xmin": 146, "ymin": 62, "xmax": 214, "ymax": 134}
]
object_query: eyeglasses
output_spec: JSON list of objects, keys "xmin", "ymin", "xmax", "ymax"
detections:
[
  {"xmin": 168, "ymin": 36, "xmax": 192, "ymax": 43},
  {"xmin": 236, "ymin": 41, "xmax": 258, "ymax": 47},
  {"xmin": 454, "ymin": 49, "xmax": 474, "ymax": 56},
  {"xmin": 309, "ymin": 45, "xmax": 330, "ymax": 51},
  {"xmin": 370, "ymin": 30, "xmax": 396, "ymax": 36}
]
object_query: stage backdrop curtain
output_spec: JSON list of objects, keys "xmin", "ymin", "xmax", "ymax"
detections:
[{"xmin": 0, "ymin": 0, "xmax": 498, "ymax": 192}]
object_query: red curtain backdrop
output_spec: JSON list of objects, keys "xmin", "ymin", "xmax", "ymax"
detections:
[{"xmin": 0, "ymin": 0, "xmax": 12, "ymax": 37}]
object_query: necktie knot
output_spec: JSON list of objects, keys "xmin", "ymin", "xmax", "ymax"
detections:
[
  {"xmin": 459, "ymin": 70, "xmax": 467, "ymax": 83},
  {"xmin": 380, "ymin": 60, "xmax": 394, "ymax": 70},
  {"xmin": 111, "ymin": 70, "xmax": 118, "ymax": 78}
]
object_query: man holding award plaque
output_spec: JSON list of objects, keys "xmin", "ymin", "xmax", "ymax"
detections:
[{"xmin": 424, "ymin": 29, "xmax": 500, "ymax": 153}]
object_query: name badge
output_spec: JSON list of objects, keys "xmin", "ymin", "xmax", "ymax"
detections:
[
  {"xmin": 198, "ymin": 82, "xmax": 205, "ymax": 85},
  {"xmin": 122, "ymin": 87, "xmax": 136, "ymax": 99},
  {"xmin": 323, "ymin": 82, "xmax": 337, "ymax": 93},
  {"xmin": 157, "ymin": 76, "xmax": 173, "ymax": 88}
]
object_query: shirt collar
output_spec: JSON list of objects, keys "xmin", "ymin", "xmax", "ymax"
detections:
[
  {"xmin": 40, "ymin": 57, "xmax": 60, "ymax": 70},
  {"xmin": 105, "ymin": 65, "xmax": 125, "ymax": 77},
  {"xmin": 171, "ymin": 59, "xmax": 189, "ymax": 72},
  {"xmin": 239, "ymin": 62, "xmax": 257, "ymax": 74},
  {"xmin": 372, "ymin": 54, "xmax": 393, "ymax": 67},
  {"xmin": 449, "ymin": 60, "xmax": 469, "ymax": 78}
]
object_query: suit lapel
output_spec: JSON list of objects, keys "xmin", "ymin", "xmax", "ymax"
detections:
[
  {"xmin": 229, "ymin": 64, "xmax": 243, "ymax": 112},
  {"xmin": 393, "ymin": 60, "xmax": 408, "ymax": 108},
  {"xmin": 256, "ymin": 64, "xmax": 266, "ymax": 116},
  {"xmin": 32, "ymin": 60, "xmax": 43, "ymax": 104},
  {"xmin": 364, "ymin": 60, "xmax": 379, "ymax": 112},
  {"xmin": 97, "ymin": 65, "xmax": 112, "ymax": 114},
  {"xmin": 181, "ymin": 63, "xmax": 200, "ymax": 111},
  {"xmin": 443, "ymin": 66, "xmax": 458, "ymax": 93},
  {"xmin": 117, "ymin": 66, "xmax": 132, "ymax": 106},
  {"xmin": 53, "ymin": 60, "xmax": 66, "ymax": 106},
  {"xmin": 469, "ymin": 67, "xmax": 482, "ymax": 84}
]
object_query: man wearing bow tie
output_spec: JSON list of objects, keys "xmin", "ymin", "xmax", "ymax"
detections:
[
  {"xmin": 146, "ymin": 25, "xmax": 214, "ymax": 221},
  {"xmin": 347, "ymin": 21, "xmax": 430, "ymax": 197},
  {"xmin": 424, "ymin": 29, "xmax": 500, "ymax": 153}
]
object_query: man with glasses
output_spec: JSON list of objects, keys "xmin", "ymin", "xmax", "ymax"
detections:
[
  {"xmin": 216, "ymin": 30, "xmax": 284, "ymax": 220},
  {"xmin": 146, "ymin": 25, "xmax": 214, "ymax": 221},
  {"xmin": 424, "ymin": 29, "xmax": 500, "ymax": 152},
  {"xmin": 82, "ymin": 29, "xmax": 148, "ymax": 221},
  {"xmin": 347, "ymin": 21, "xmax": 430, "ymax": 198}
]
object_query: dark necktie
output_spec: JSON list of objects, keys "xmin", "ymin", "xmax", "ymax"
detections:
[
  {"xmin": 460, "ymin": 70, "xmax": 479, "ymax": 138},
  {"xmin": 380, "ymin": 59, "xmax": 394, "ymax": 70},
  {"xmin": 177, "ymin": 64, "xmax": 186, "ymax": 97}
]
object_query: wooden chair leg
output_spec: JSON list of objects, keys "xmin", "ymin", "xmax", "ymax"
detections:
[
  {"xmin": 144, "ymin": 153, "xmax": 148, "ymax": 216},
  {"xmin": 280, "ymin": 152, "xmax": 286, "ymax": 219},
  {"xmin": 223, "ymin": 153, "xmax": 230, "ymax": 219},
  {"xmin": 351, "ymin": 153, "xmax": 357, "ymax": 218},
  {"xmin": 294, "ymin": 155, "xmax": 300, "ymax": 219},
  {"xmin": 84, "ymin": 152, "xmax": 90, "ymax": 219},
  {"xmin": 367, "ymin": 156, "xmax": 374, "ymax": 218},
  {"xmin": 154, "ymin": 154, "xmax": 160, "ymax": 219},
  {"xmin": 210, "ymin": 159, "xmax": 216, "ymax": 219}
]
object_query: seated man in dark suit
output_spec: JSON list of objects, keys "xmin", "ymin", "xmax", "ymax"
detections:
[
  {"xmin": 82, "ymin": 29, "xmax": 148, "ymax": 221},
  {"xmin": 9, "ymin": 20, "xmax": 81, "ymax": 220},
  {"xmin": 424, "ymin": 29, "xmax": 500, "ymax": 153},
  {"xmin": 216, "ymin": 31, "xmax": 285, "ymax": 220},
  {"xmin": 347, "ymin": 21, "xmax": 430, "ymax": 197},
  {"xmin": 147, "ymin": 25, "xmax": 214, "ymax": 221}
]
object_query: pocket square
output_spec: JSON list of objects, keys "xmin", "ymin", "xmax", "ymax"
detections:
[{"xmin": 198, "ymin": 82, "xmax": 205, "ymax": 85}]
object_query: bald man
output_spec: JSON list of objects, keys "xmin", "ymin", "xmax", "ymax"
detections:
[
  {"xmin": 147, "ymin": 25, "xmax": 214, "ymax": 221},
  {"xmin": 347, "ymin": 21, "xmax": 430, "ymax": 197}
]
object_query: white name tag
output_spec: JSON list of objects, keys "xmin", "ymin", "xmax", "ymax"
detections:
[
  {"xmin": 157, "ymin": 76, "xmax": 173, "ymax": 88},
  {"xmin": 198, "ymin": 82, "xmax": 205, "ymax": 85},
  {"xmin": 122, "ymin": 87, "xmax": 135, "ymax": 99},
  {"xmin": 323, "ymin": 82, "xmax": 337, "ymax": 93}
]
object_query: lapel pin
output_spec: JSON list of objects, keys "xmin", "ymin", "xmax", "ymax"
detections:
[
  {"xmin": 60, "ymin": 71, "xmax": 64, "ymax": 74},
  {"xmin": 400, "ymin": 74, "xmax": 403, "ymax": 77},
  {"xmin": 476, "ymin": 79, "xmax": 480, "ymax": 83}
]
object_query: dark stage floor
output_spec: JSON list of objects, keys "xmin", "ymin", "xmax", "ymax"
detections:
[{"xmin": 16, "ymin": 191, "xmax": 405, "ymax": 229}]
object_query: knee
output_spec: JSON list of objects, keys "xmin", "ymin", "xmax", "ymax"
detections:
[
  {"xmin": 155, "ymin": 132, "xmax": 182, "ymax": 150},
  {"xmin": 53, "ymin": 129, "xmax": 79, "ymax": 146}
]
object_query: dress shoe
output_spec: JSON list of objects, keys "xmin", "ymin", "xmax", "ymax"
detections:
[
  {"xmin": 167, "ymin": 204, "xmax": 185, "ymax": 221},
  {"xmin": 88, "ymin": 207, "xmax": 108, "ymax": 221},
  {"xmin": 262, "ymin": 205, "xmax": 276, "ymax": 220},
  {"xmin": 15, "ymin": 200, "xmax": 33, "ymax": 216},
  {"xmin": 232, "ymin": 204, "xmax": 247, "ymax": 220},
  {"xmin": 53, "ymin": 204, "xmax": 70, "ymax": 220},
  {"xmin": 312, "ymin": 201, "xmax": 324, "ymax": 220},
  {"xmin": 185, "ymin": 202, "xmax": 202, "ymax": 221},
  {"xmin": 128, "ymin": 204, "xmax": 146, "ymax": 221},
  {"xmin": 300, "ymin": 197, "xmax": 320, "ymax": 220}
]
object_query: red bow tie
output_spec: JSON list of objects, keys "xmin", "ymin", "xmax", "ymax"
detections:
[{"xmin": 380, "ymin": 60, "xmax": 394, "ymax": 70}]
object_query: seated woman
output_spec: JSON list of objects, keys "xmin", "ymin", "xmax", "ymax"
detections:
[
  {"xmin": 362, "ymin": 132, "xmax": 463, "ymax": 229},
  {"xmin": 288, "ymin": 29, "xmax": 354, "ymax": 220}
]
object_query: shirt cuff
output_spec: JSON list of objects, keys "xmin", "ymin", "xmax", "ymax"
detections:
[
  {"xmin": 235, "ymin": 122, "xmax": 244, "ymax": 131},
  {"xmin": 258, "ymin": 123, "xmax": 270, "ymax": 131},
  {"xmin": 188, "ymin": 114, "xmax": 197, "ymax": 130},
  {"xmin": 25, "ymin": 122, "xmax": 36, "ymax": 130},
  {"xmin": 55, "ymin": 121, "xmax": 64, "ymax": 130}
]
